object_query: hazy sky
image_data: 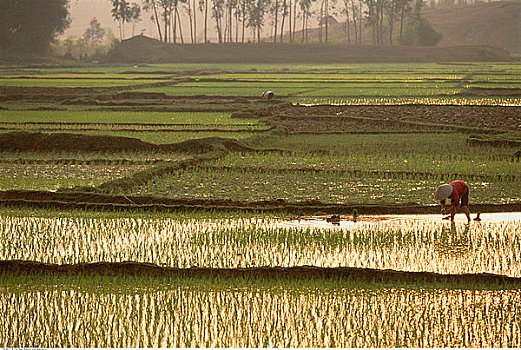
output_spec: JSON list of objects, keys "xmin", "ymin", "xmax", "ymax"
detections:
[
  {"xmin": 63, "ymin": 0, "xmax": 317, "ymax": 43},
  {"xmin": 64, "ymin": 0, "xmax": 159, "ymax": 39}
]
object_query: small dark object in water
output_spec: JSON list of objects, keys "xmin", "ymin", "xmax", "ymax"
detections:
[
  {"xmin": 442, "ymin": 215, "xmax": 451, "ymax": 220},
  {"xmin": 326, "ymin": 215, "xmax": 341, "ymax": 224},
  {"xmin": 474, "ymin": 213, "xmax": 481, "ymax": 222}
]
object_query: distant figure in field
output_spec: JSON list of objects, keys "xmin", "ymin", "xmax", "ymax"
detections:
[
  {"xmin": 434, "ymin": 180, "xmax": 471, "ymax": 224},
  {"xmin": 262, "ymin": 91, "xmax": 274, "ymax": 99}
]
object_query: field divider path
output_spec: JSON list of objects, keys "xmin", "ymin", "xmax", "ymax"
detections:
[
  {"xmin": 195, "ymin": 165, "xmax": 519, "ymax": 181},
  {"xmin": 1, "ymin": 190, "xmax": 520, "ymax": 215},
  {"xmin": 1, "ymin": 260, "xmax": 520, "ymax": 288}
]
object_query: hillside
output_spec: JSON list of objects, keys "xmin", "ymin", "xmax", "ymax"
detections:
[
  {"xmin": 280, "ymin": 1, "xmax": 521, "ymax": 54},
  {"xmin": 424, "ymin": 1, "xmax": 521, "ymax": 54},
  {"xmin": 106, "ymin": 35, "xmax": 513, "ymax": 63}
]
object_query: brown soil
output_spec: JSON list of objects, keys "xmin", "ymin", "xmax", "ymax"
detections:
[
  {"xmin": 0, "ymin": 132, "xmax": 256, "ymax": 153},
  {"xmin": 1, "ymin": 260, "xmax": 519, "ymax": 287},
  {"xmin": 1, "ymin": 189, "xmax": 520, "ymax": 215},
  {"xmin": 267, "ymin": 105, "xmax": 521, "ymax": 132}
]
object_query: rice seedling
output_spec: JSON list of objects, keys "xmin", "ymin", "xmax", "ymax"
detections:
[
  {"xmin": 0, "ymin": 111, "xmax": 259, "ymax": 125},
  {"xmin": 0, "ymin": 274, "xmax": 520, "ymax": 347},
  {"xmin": 1, "ymin": 208, "xmax": 520, "ymax": 277}
]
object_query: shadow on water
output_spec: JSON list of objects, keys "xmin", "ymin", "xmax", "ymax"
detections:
[{"xmin": 435, "ymin": 222, "xmax": 471, "ymax": 257}]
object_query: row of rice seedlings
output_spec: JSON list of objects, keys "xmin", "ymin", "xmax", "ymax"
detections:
[
  {"xmin": 0, "ymin": 163, "xmax": 149, "ymax": 191},
  {"xmin": 134, "ymin": 167, "xmax": 521, "ymax": 204},
  {"xmin": 0, "ymin": 78, "xmax": 166, "ymax": 88},
  {"xmin": 0, "ymin": 123, "xmax": 267, "ymax": 132},
  {"xmin": 0, "ymin": 130, "xmax": 258, "ymax": 144},
  {"xmin": 0, "ymin": 150, "xmax": 186, "ymax": 162},
  {"xmin": 212, "ymin": 151, "xmax": 520, "ymax": 179},
  {"xmin": 295, "ymin": 97, "xmax": 521, "ymax": 106},
  {"xmin": 1, "ymin": 281, "xmax": 520, "ymax": 347},
  {"xmin": 247, "ymin": 133, "xmax": 517, "ymax": 158},
  {"xmin": 1, "ymin": 212, "xmax": 520, "ymax": 276},
  {"xmin": 0, "ymin": 111, "xmax": 256, "ymax": 125}
]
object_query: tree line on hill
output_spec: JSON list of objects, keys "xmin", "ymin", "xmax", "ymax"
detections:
[
  {"xmin": 1, "ymin": 0, "xmax": 483, "ymax": 55},
  {"xmin": 111, "ymin": 0, "xmax": 444, "ymax": 45}
]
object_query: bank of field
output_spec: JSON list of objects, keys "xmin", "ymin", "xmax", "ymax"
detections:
[{"xmin": 1, "ymin": 274, "xmax": 520, "ymax": 347}]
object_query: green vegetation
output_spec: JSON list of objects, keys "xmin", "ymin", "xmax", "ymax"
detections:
[
  {"xmin": 0, "ymin": 61, "xmax": 520, "ymax": 347},
  {"xmin": 1, "ymin": 274, "xmax": 520, "ymax": 347},
  {"xmin": 1, "ymin": 207, "xmax": 520, "ymax": 277},
  {"xmin": 0, "ymin": 111, "xmax": 259, "ymax": 125},
  {"xmin": 1, "ymin": 273, "xmax": 521, "ymax": 347}
]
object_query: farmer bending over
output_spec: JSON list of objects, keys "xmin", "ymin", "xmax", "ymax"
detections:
[{"xmin": 434, "ymin": 180, "xmax": 471, "ymax": 223}]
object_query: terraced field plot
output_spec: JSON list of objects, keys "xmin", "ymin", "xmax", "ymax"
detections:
[
  {"xmin": 1, "ymin": 275, "xmax": 520, "ymax": 347},
  {"xmin": 1, "ymin": 208, "xmax": 521, "ymax": 276}
]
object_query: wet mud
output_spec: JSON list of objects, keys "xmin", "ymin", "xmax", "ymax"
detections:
[
  {"xmin": 1, "ymin": 189, "xmax": 521, "ymax": 215},
  {"xmin": 1, "ymin": 260, "xmax": 520, "ymax": 287}
]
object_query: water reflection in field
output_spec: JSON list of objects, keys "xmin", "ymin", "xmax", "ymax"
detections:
[
  {"xmin": 1, "ymin": 283, "xmax": 520, "ymax": 348},
  {"xmin": 1, "ymin": 212, "xmax": 520, "ymax": 276}
]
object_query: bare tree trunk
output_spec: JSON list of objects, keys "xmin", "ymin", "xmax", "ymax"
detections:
[
  {"xmin": 176, "ymin": 7, "xmax": 184, "ymax": 43},
  {"xmin": 193, "ymin": 0, "xmax": 197, "ymax": 43},
  {"xmin": 173, "ymin": 11, "xmax": 177, "ymax": 44},
  {"xmin": 151, "ymin": 1, "xmax": 163, "ymax": 41},
  {"xmin": 306, "ymin": 11, "xmax": 309, "ymax": 44},
  {"xmin": 280, "ymin": 0, "xmax": 287, "ymax": 42},
  {"xmin": 358, "ymin": 0, "xmax": 362, "ymax": 44},
  {"xmin": 229, "ymin": 4, "xmax": 233, "ymax": 42},
  {"xmin": 241, "ymin": 2, "xmax": 246, "ymax": 42},
  {"xmin": 293, "ymin": 0, "xmax": 298, "ymax": 42},
  {"xmin": 204, "ymin": 0, "xmax": 208, "ymax": 42},
  {"xmin": 273, "ymin": 0, "xmax": 279, "ymax": 42},
  {"xmin": 188, "ymin": 0, "xmax": 194, "ymax": 43},
  {"xmin": 399, "ymin": 1, "xmax": 405, "ymax": 44},
  {"xmin": 351, "ymin": 0, "xmax": 357, "ymax": 44},
  {"xmin": 301, "ymin": 10, "xmax": 305, "ymax": 42},
  {"xmin": 344, "ymin": 1, "xmax": 350, "ymax": 45},
  {"xmin": 319, "ymin": 0, "xmax": 324, "ymax": 43},
  {"xmin": 235, "ymin": 4, "xmax": 239, "ymax": 42},
  {"xmin": 325, "ymin": 0, "xmax": 329, "ymax": 43}
]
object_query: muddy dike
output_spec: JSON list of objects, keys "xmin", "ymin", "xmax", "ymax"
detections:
[
  {"xmin": 0, "ymin": 132, "xmax": 256, "ymax": 154},
  {"xmin": 2, "ymin": 189, "xmax": 521, "ymax": 215},
  {"xmin": 1, "ymin": 260, "xmax": 520, "ymax": 289}
]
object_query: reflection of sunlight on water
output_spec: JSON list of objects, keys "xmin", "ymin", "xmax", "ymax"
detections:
[
  {"xmin": 2, "ymin": 213, "xmax": 521, "ymax": 276},
  {"xmin": 2, "ymin": 287, "xmax": 521, "ymax": 347},
  {"xmin": 278, "ymin": 212, "xmax": 521, "ymax": 229}
]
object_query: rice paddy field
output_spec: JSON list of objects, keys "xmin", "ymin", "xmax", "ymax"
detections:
[{"xmin": 1, "ymin": 61, "xmax": 521, "ymax": 347}]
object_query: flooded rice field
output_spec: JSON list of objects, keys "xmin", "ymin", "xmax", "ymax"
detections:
[
  {"xmin": 1, "ymin": 277, "xmax": 520, "ymax": 347},
  {"xmin": 1, "ymin": 210, "xmax": 520, "ymax": 277}
]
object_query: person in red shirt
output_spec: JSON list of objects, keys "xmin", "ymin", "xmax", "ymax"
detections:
[{"xmin": 434, "ymin": 180, "xmax": 471, "ymax": 223}]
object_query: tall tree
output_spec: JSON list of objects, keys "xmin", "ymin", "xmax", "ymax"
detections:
[
  {"xmin": 248, "ymin": 0, "xmax": 267, "ymax": 43},
  {"xmin": 83, "ymin": 17, "xmax": 105, "ymax": 43},
  {"xmin": 0, "ymin": 0, "xmax": 70, "ymax": 52},
  {"xmin": 198, "ymin": 0, "xmax": 208, "ymax": 42},
  {"xmin": 299, "ymin": 0, "xmax": 311, "ymax": 43},
  {"xmin": 142, "ymin": 0, "xmax": 163, "ymax": 41},
  {"xmin": 212, "ymin": 0, "xmax": 225, "ymax": 43},
  {"xmin": 341, "ymin": 0, "xmax": 351, "ymax": 44},
  {"xmin": 129, "ymin": 3, "xmax": 141, "ymax": 36},
  {"xmin": 111, "ymin": 0, "xmax": 128, "ymax": 39},
  {"xmin": 280, "ymin": 0, "xmax": 288, "ymax": 42},
  {"xmin": 272, "ymin": 0, "xmax": 280, "ymax": 42}
]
